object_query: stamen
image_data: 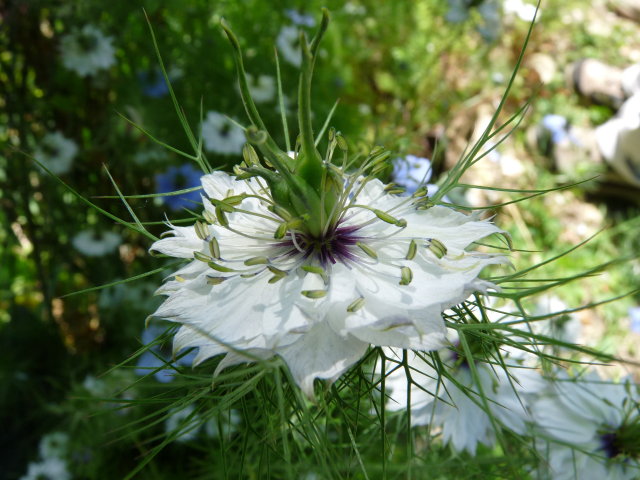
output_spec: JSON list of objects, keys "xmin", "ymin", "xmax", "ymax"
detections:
[
  {"xmin": 193, "ymin": 251, "xmax": 212, "ymax": 263},
  {"xmin": 215, "ymin": 206, "xmax": 229, "ymax": 227},
  {"xmin": 301, "ymin": 265, "xmax": 328, "ymax": 283},
  {"xmin": 301, "ymin": 289, "xmax": 327, "ymax": 299},
  {"xmin": 244, "ymin": 256, "xmax": 269, "ymax": 266},
  {"xmin": 208, "ymin": 261, "xmax": 237, "ymax": 273},
  {"xmin": 356, "ymin": 241, "xmax": 377, "ymax": 260},
  {"xmin": 275, "ymin": 222, "xmax": 288, "ymax": 239},
  {"xmin": 203, "ymin": 210, "xmax": 217, "ymax": 224},
  {"xmin": 412, "ymin": 186, "xmax": 428, "ymax": 198},
  {"xmin": 209, "ymin": 237, "xmax": 221, "ymax": 259},
  {"xmin": 399, "ymin": 266, "xmax": 413, "ymax": 285},
  {"xmin": 206, "ymin": 276, "xmax": 226, "ymax": 285},
  {"xmin": 194, "ymin": 221, "xmax": 209, "ymax": 240},
  {"xmin": 406, "ymin": 239, "xmax": 417, "ymax": 260},
  {"xmin": 267, "ymin": 265, "xmax": 288, "ymax": 277},
  {"xmin": 428, "ymin": 239, "xmax": 447, "ymax": 259},
  {"xmin": 242, "ymin": 143, "xmax": 260, "ymax": 166},
  {"xmin": 290, "ymin": 231, "xmax": 306, "ymax": 253},
  {"xmin": 347, "ymin": 297, "xmax": 365, "ymax": 312}
]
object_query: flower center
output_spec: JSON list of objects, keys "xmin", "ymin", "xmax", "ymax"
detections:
[
  {"xmin": 77, "ymin": 33, "xmax": 99, "ymax": 52},
  {"xmin": 283, "ymin": 223, "xmax": 362, "ymax": 266},
  {"xmin": 599, "ymin": 417, "xmax": 640, "ymax": 460}
]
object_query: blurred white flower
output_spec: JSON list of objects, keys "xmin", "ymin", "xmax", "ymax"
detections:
[
  {"xmin": 276, "ymin": 26, "xmax": 301, "ymax": 67},
  {"xmin": 245, "ymin": 74, "xmax": 276, "ymax": 103},
  {"xmin": 82, "ymin": 374, "xmax": 107, "ymax": 397},
  {"xmin": 503, "ymin": 0, "xmax": 538, "ymax": 22},
  {"xmin": 20, "ymin": 457, "xmax": 70, "ymax": 480},
  {"xmin": 60, "ymin": 24, "xmax": 115, "ymax": 77},
  {"xmin": 150, "ymin": 171, "xmax": 505, "ymax": 397},
  {"xmin": 38, "ymin": 432, "xmax": 69, "ymax": 461},
  {"xmin": 532, "ymin": 295, "xmax": 581, "ymax": 345},
  {"xmin": 34, "ymin": 132, "xmax": 78, "ymax": 175},
  {"xmin": 383, "ymin": 328, "xmax": 541, "ymax": 454},
  {"xmin": 72, "ymin": 230, "xmax": 122, "ymax": 257},
  {"xmin": 165, "ymin": 405, "xmax": 202, "ymax": 442},
  {"xmin": 204, "ymin": 409, "xmax": 242, "ymax": 439},
  {"xmin": 201, "ymin": 111, "xmax": 245, "ymax": 155},
  {"xmin": 533, "ymin": 372, "xmax": 640, "ymax": 480}
]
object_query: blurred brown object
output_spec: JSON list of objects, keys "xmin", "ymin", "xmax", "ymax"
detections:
[
  {"xmin": 609, "ymin": 0, "xmax": 640, "ymax": 22},
  {"xmin": 567, "ymin": 59, "xmax": 625, "ymax": 108}
]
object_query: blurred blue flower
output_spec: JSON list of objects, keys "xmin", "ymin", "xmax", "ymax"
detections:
[
  {"xmin": 445, "ymin": 0, "xmax": 471, "ymax": 23},
  {"xmin": 138, "ymin": 69, "xmax": 169, "ymax": 98},
  {"xmin": 541, "ymin": 114, "xmax": 570, "ymax": 144},
  {"xmin": 135, "ymin": 322, "xmax": 196, "ymax": 383},
  {"xmin": 285, "ymin": 9, "xmax": 316, "ymax": 27},
  {"xmin": 629, "ymin": 306, "xmax": 640, "ymax": 333},
  {"xmin": 392, "ymin": 155, "xmax": 437, "ymax": 195},
  {"xmin": 155, "ymin": 164, "xmax": 202, "ymax": 211}
]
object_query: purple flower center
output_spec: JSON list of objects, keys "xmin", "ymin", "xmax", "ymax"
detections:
[{"xmin": 281, "ymin": 223, "xmax": 363, "ymax": 266}]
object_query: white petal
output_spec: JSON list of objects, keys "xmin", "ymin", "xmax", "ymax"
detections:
[{"xmin": 278, "ymin": 321, "xmax": 369, "ymax": 398}]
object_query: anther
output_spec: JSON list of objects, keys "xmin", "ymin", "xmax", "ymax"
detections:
[
  {"xmin": 267, "ymin": 266, "xmax": 288, "ymax": 277},
  {"xmin": 209, "ymin": 237, "xmax": 221, "ymax": 259},
  {"xmin": 194, "ymin": 221, "xmax": 209, "ymax": 240},
  {"xmin": 406, "ymin": 239, "xmax": 417, "ymax": 260},
  {"xmin": 244, "ymin": 256, "xmax": 269, "ymax": 266},
  {"xmin": 356, "ymin": 241, "xmax": 378, "ymax": 260},
  {"xmin": 193, "ymin": 251, "xmax": 212, "ymax": 263},
  {"xmin": 215, "ymin": 206, "xmax": 229, "ymax": 227},
  {"xmin": 428, "ymin": 239, "xmax": 447, "ymax": 259},
  {"xmin": 203, "ymin": 210, "xmax": 217, "ymax": 224},
  {"xmin": 412, "ymin": 186, "xmax": 428, "ymax": 198},
  {"xmin": 242, "ymin": 143, "xmax": 260, "ymax": 166},
  {"xmin": 207, "ymin": 261, "xmax": 236, "ymax": 273},
  {"xmin": 301, "ymin": 265, "xmax": 328, "ymax": 283},
  {"xmin": 347, "ymin": 297, "xmax": 365, "ymax": 313},
  {"xmin": 399, "ymin": 266, "xmax": 413, "ymax": 285},
  {"xmin": 301, "ymin": 290, "xmax": 327, "ymax": 299}
]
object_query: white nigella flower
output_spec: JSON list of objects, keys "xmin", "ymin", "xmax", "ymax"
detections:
[
  {"xmin": 34, "ymin": 132, "xmax": 78, "ymax": 175},
  {"xmin": 60, "ymin": 24, "xmax": 116, "ymax": 77},
  {"xmin": 276, "ymin": 25, "xmax": 301, "ymax": 67},
  {"xmin": 245, "ymin": 74, "xmax": 276, "ymax": 103},
  {"xmin": 533, "ymin": 372, "xmax": 640, "ymax": 480},
  {"xmin": 72, "ymin": 230, "xmax": 122, "ymax": 257},
  {"xmin": 20, "ymin": 457, "xmax": 71, "ymax": 480},
  {"xmin": 383, "ymin": 324, "xmax": 541, "ymax": 454},
  {"xmin": 201, "ymin": 111, "xmax": 246, "ymax": 155},
  {"xmin": 149, "ymin": 12, "xmax": 507, "ymax": 398},
  {"xmin": 150, "ymin": 170, "xmax": 506, "ymax": 397}
]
